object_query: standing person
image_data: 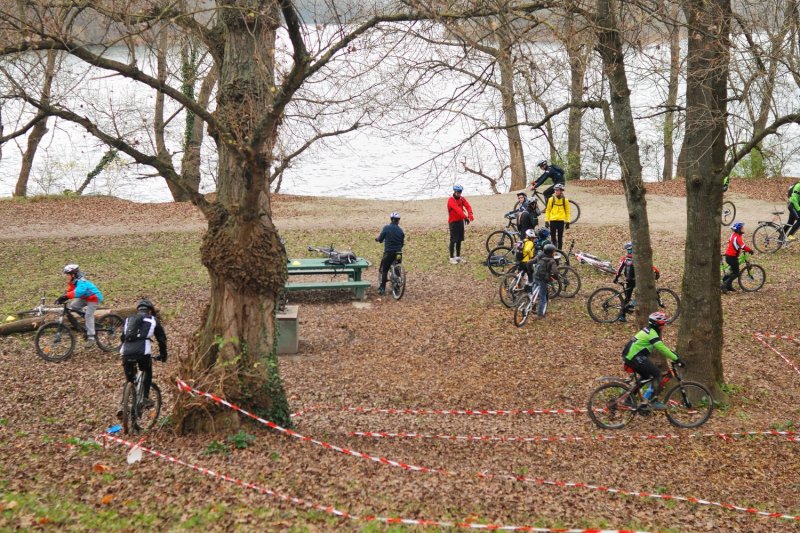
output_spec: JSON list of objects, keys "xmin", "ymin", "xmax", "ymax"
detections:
[
  {"xmin": 517, "ymin": 198, "xmax": 540, "ymax": 238},
  {"xmin": 722, "ymin": 222, "xmax": 754, "ymax": 293},
  {"xmin": 530, "ymin": 159, "xmax": 565, "ymax": 206},
  {"xmin": 544, "ymin": 183, "xmax": 571, "ymax": 250},
  {"xmin": 375, "ymin": 212, "xmax": 405, "ymax": 296},
  {"xmin": 447, "ymin": 184, "xmax": 474, "ymax": 264},
  {"xmin": 530, "ymin": 243, "xmax": 559, "ymax": 318},
  {"xmin": 118, "ymin": 299, "xmax": 168, "ymax": 416},
  {"xmin": 784, "ymin": 181, "xmax": 800, "ymax": 241},
  {"xmin": 612, "ymin": 242, "xmax": 636, "ymax": 322},
  {"xmin": 55, "ymin": 264, "xmax": 103, "ymax": 346}
]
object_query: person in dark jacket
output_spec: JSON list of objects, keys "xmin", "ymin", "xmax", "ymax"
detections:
[
  {"xmin": 118, "ymin": 298, "xmax": 168, "ymax": 414},
  {"xmin": 376, "ymin": 212, "xmax": 406, "ymax": 296},
  {"xmin": 517, "ymin": 198, "xmax": 540, "ymax": 238},
  {"xmin": 530, "ymin": 159, "xmax": 565, "ymax": 207},
  {"xmin": 613, "ymin": 242, "xmax": 635, "ymax": 322},
  {"xmin": 530, "ymin": 243, "xmax": 559, "ymax": 318}
]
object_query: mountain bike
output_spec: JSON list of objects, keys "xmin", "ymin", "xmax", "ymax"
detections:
[
  {"xmin": 34, "ymin": 303, "xmax": 124, "ymax": 362},
  {"xmin": 485, "ymin": 212, "xmax": 521, "ymax": 252},
  {"xmin": 121, "ymin": 363, "xmax": 162, "ymax": 434},
  {"xmin": 587, "ymin": 283, "xmax": 681, "ymax": 324},
  {"xmin": 387, "ymin": 253, "xmax": 406, "ymax": 300},
  {"xmin": 513, "ymin": 277, "xmax": 562, "ymax": 326},
  {"xmin": 499, "ymin": 264, "xmax": 561, "ymax": 308},
  {"xmin": 531, "ymin": 188, "xmax": 580, "ymax": 224},
  {"xmin": 587, "ymin": 361, "xmax": 713, "ymax": 429},
  {"xmin": 720, "ymin": 252, "xmax": 765, "ymax": 292},
  {"xmin": 721, "ymin": 200, "xmax": 736, "ymax": 226},
  {"xmin": 752, "ymin": 211, "xmax": 796, "ymax": 253}
]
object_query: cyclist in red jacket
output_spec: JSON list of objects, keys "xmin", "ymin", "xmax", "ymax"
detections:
[
  {"xmin": 721, "ymin": 222, "xmax": 753, "ymax": 293},
  {"xmin": 447, "ymin": 184, "xmax": 474, "ymax": 264}
]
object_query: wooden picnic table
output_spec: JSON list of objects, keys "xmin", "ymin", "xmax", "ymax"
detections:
[{"xmin": 284, "ymin": 258, "xmax": 372, "ymax": 300}]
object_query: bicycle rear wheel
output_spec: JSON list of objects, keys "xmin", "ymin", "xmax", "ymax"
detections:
[
  {"xmin": 587, "ymin": 288, "xmax": 623, "ymax": 323},
  {"xmin": 95, "ymin": 314, "xmax": 124, "ymax": 352},
  {"xmin": 737, "ymin": 264, "xmax": 765, "ymax": 292},
  {"xmin": 556, "ymin": 266, "xmax": 581, "ymax": 298},
  {"xmin": 138, "ymin": 382, "xmax": 162, "ymax": 432},
  {"xmin": 486, "ymin": 246, "xmax": 515, "ymax": 277},
  {"xmin": 121, "ymin": 381, "xmax": 136, "ymax": 435},
  {"xmin": 721, "ymin": 201, "xmax": 736, "ymax": 226},
  {"xmin": 664, "ymin": 381, "xmax": 713, "ymax": 428},
  {"xmin": 656, "ymin": 288, "xmax": 681, "ymax": 323},
  {"xmin": 391, "ymin": 264, "xmax": 406, "ymax": 300},
  {"xmin": 35, "ymin": 322, "xmax": 76, "ymax": 362},
  {"xmin": 568, "ymin": 200, "xmax": 580, "ymax": 224},
  {"xmin": 587, "ymin": 381, "xmax": 636, "ymax": 429},
  {"xmin": 485, "ymin": 230, "xmax": 517, "ymax": 253},
  {"xmin": 752, "ymin": 223, "xmax": 783, "ymax": 253}
]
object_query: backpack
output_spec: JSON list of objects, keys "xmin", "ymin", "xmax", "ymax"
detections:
[
  {"xmin": 124, "ymin": 313, "xmax": 150, "ymax": 342},
  {"xmin": 325, "ymin": 250, "xmax": 357, "ymax": 265}
]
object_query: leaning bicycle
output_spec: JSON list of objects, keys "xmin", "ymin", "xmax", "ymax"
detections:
[
  {"xmin": 587, "ymin": 283, "xmax": 681, "ymax": 324},
  {"xmin": 121, "ymin": 365, "xmax": 163, "ymax": 434},
  {"xmin": 34, "ymin": 302, "xmax": 124, "ymax": 362},
  {"xmin": 587, "ymin": 361, "xmax": 713, "ymax": 429},
  {"xmin": 752, "ymin": 210, "xmax": 795, "ymax": 253},
  {"xmin": 720, "ymin": 251, "xmax": 765, "ymax": 292}
]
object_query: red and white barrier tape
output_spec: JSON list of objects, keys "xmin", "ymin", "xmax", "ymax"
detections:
[
  {"xmin": 348, "ymin": 429, "xmax": 799, "ymax": 444},
  {"xmin": 97, "ymin": 433, "xmax": 647, "ymax": 533},
  {"xmin": 754, "ymin": 332, "xmax": 800, "ymax": 376},
  {"xmin": 291, "ymin": 405, "xmax": 586, "ymax": 418},
  {"xmin": 176, "ymin": 379, "xmax": 800, "ymax": 523}
]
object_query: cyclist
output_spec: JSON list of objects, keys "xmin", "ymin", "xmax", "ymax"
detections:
[
  {"xmin": 375, "ymin": 212, "xmax": 405, "ymax": 296},
  {"xmin": 528, "ymin": 243, "xmax": 558, "ymax": 318},
  {"xmin": 447, "ymin": 184, "xmax": 474, "ymax": 264},
  {"xmin": 517, "ymin": 198, "xmax": 540, "ymax": 237},
  {"xmin": 544, "ymin": 183, "xmax": 571, "ymax": 250},
  {"xmin": 55, "ymin": 264, "xmax": 103, "ymax": 346},
  {"xmin": 722, "ymin": 222, "xmax": 753, "ymax": 293},
  {"xmin": 621, "ymin": 311, "xmax": 685, "ymax": 410},
  {"xmin": 784, "ymin": 181, "xmax": 800, "ymax": 242},
  {"xmin": 512, "ymin": 191, "xmax": 529, "ymax": 213},
  {"xmin": 118, "ymin": 299, "xmax": 168, "ymax": 416},
  {"xmin": 613, "ymin": 243, "xmax": 635, "ymax": 322},
  {"xmin": 530, "ymin": 159, "xmax": 565, "ymax": 207}
]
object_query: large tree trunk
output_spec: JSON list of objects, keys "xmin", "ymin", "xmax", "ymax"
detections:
[
  {"xmin": 677, "ymin": 0, "xmax": 731, "ymax": 398},
  {"xmin": 14, "ymin": 51, "xmax": 56, "ymax": 197},
  {"xmin": 595, "ymin": 0, "xmax": 658, "ymax": 323},
  {"xmin": 566, "ymin": 39, "xmax": 588, "ymax": 181},
  {"xmin": 497, "ymin": 38, "xmax": 527, "ymax": 191},
  {"xmin": 174, "ymin": 2, "xmax": 291, "ymax": 433},
  {"xmin": 662, "ymin": 6, "xmax": 681, "ymax": 181}
]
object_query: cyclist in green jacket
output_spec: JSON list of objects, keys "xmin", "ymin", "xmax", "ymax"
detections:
[
  {"xmin": 621, "ymin": 311, "xmax": 685, "ymax": 410},
  {"xmin": 785, "ymin": 181, "xmax": 800, "ymax": 241}
]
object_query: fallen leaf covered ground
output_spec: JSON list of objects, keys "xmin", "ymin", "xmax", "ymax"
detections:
[{"xmin": 0, "ymin": 178, "xmax": 798, "ymax": 532}]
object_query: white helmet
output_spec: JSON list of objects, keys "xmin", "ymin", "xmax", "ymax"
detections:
[
  {"xmin": 390, "ymin": 212, "xmax": 400, "ymax": 220},
  {"xmin": 525, "ymin": 229, "xmax": 536, "ymax": 238},
  {"xmin": 553, "ymin": 183, "xmax": 565, "ymax": 190},
  {"xmin": 63, "ymin": 264, "xmax": 80, "ymax": 276}
]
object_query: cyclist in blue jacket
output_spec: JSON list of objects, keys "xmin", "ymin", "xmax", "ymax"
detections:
[
  {"xmin": 376, "ymin": 212, "xmax": 405, "ymax": 296},
  {"xmin": 55, "ymin": 264, "xmax": 103, "ymax": 346}
]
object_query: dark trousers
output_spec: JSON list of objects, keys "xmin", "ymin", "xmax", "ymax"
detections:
[
  {"xmin": 722, "ymin": 254, "xmax": 739, "ymax": 290},
  {"xmin": 626, "ymin": 353, "xmax": 663, "ymax": 397},
  {"xmin": 785, "ymin": 204, "xmax": 800, "ymax": 236},
  {"xmin": 379, "ymin": 252, "xmax": 400, "ymax": 289},
  {"xmin": 123, "ymin": 356, "xmax": 152, "ymax": 400},
  {"xmin": 448, "ymin": 221, "xmax": 464, "ymax": 257},
  {"xmin": 549, "ymin": 220, "xmax": 565, "ymax": 250}
]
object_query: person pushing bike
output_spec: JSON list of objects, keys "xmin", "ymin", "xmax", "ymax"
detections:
[
  {"xmin": 118, "ymin": 299, "xmax": 167, "ymax": 417},
  {"xmin": 621, "ymin": 311, "xmax": 685, "ymax": 410},
  {"xmin": 56, "ymin": 264, "xmax": 103, "ymax": 347},
  {"xmin": 722, "ymin": 222, "xmax": 754, "ymax": 293},
  {"xmin": 376, "ymin": 212, "xmax": 405, "ymax": 296}
]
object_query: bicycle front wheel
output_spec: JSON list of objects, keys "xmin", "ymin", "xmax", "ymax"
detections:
[
  {"xmin": 499, "ymin": 271, "xmax": 525, "ymax": 308},
  {"xmin": 138, "ymin": 382, "xmax": 162, "ymax": 432},
  {"xmin": 587, "ymin": 288, "xmax": 624, "ymax": 323},
  {"xmin": 35, "ymin": 322, "xmax": 76, "ymax": 362},
  {"xmin": 664, "ymin": 381, "xmax": 713, "ymax": 428},
  {"xmin": 391, "ymin": 265, "xmax": 406, "ymax": 300},
  {"xmin": 656, "ymin": 288, "xmax": 681, "ymax": 323},
  {"xmin": 752, "ymin": 223, "xmax": 783, "ymax": 253},
  {"xmin": 485, "ymin": 230, "xmax": 516, "ymax": 253},
  {"xmin": 737, "ymin": 263, "xmax": 765, "ymax": 292},
  {"xmin": 587, "ymin": 381, "xmax": 636, "ymax": 430},
  {"xmin": 721, "ymin": 201, "xmax": 736, "ymax": 226},
  {"xmin": 513, "ymin": 296, "xmax": 532, "ymax": 327},
  {"xmin": 121, "ymin": 381, "xmax": 136, "ymax": 435},
  {"xmin": 96, "ymin": 314, "xmax": 124, "ymax": 352},
  {"xmin": 486, "ymin": 246, "xmax": 515, "ymax": 277},
  {"xmin": 556, "ymin": 266, "xmax": 581, "ymax": 298},
  {"xmin": 568, "ymin": 200, "xmax": 580, "ymax": 224}
]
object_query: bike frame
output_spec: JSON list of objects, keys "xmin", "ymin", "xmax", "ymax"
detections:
[
  {"xmin": 56, "ymin": 304, "xmax": 89, "ymax": 335},
  {"xmin": 596, "ymin": 362, "xmax": 681, "ymax": 404}
]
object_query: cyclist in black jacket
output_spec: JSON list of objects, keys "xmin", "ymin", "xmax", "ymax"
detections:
[
  {"xmin": 376, "ymin": 212, "xmax": 405, "ymax": 296},
  {"xmin": 531, "ymin": 159, "xmax": 565, "ymax": 207}
]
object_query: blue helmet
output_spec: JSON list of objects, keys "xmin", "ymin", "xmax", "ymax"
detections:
[
  {"xmin": 624, "ymin": 242, "xmax": 633, "ymax": 252},
  {"xmin": 536, "ymin": 227, "xmax": 550, "ymax": 239},
  {"xmin": 731, "ymin": 222, "xmax": 744, "ymax": 233},
  {"xmin": 453, "ymin": 184, "xmax": 463, "ymax": 192}
]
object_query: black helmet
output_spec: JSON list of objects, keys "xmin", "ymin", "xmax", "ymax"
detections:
[
  {"xmin": 543, "ymin": 243, "xmax": 556, "ymax": 255},
  {"xmin": 136, "ymin": 299, "xmax": 155, "ymax": 313}
]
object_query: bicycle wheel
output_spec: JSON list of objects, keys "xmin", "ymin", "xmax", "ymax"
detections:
[
  {"xmin": 499, "ymin": 271, "xmax": 526, "ymax": 308},
  {"xmin": 121, "ymin": 381, "xmax": 136, "ymax": 435},
  {"xmin": 391, "ymin": 264, "xmax": 406, "ymax": 300},
  {"xmin": 664, "ymin": 381, "xmax": 713, "ymax": 428},
  {"xmin": 486, "ymin": 246, "xmax": 515, "ymax": 277},
  {"xmin": 34, "ymin": 322, "xmax": 76, "ymax": 362},
  {"xmin": 138, "ymin": 382, "xmax": 162, "ymax": 432},
  {"xmin": 655, "ymin": 288, "xmax": 681, "ymax": 323},
  {"xmin": 485, "ymin": 230, "xmax": 516, "ymax": 253},
  {"xmin": 568, "ymin": 200, "xmax": 580, "ymax": 224},
  {"xmin": 587, "ymin": 288, "xmax": 624, "ymax": 323},
  {"xmin": 95, "ymin": 314, "xmax": 124, "ymax": 352},
  {"xmin": 513, "ymin": 295, "xmax": 533, "ymax": 327},
  {"xmin": 556, "ymin": 266, "xmax": 581, "ymax": 298},
  {"xmin": 547, "ymin": 277, "xmax": 562, "ymax": 299},
  {"xmin": 752, "ymin": 223, "xmax": 783, "ymax": 253},
  {"xmin": 737, "ymin": 263, "xmax": 765, "ymax": 292},
  {"xmin": 587, "ymin": 381, "xmax": 636, "ymax": 430},
  {"xmin": 721, "ymin": 201, "xmax": 736, "ymax": 226}
]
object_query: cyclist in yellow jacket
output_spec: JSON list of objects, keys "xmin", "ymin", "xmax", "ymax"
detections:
[{"xmin": 544, "ymin": 183, "xmax": 571, "ymax": 250}]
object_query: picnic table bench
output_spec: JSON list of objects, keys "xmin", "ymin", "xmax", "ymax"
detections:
[{"xmin": 284, "ymin": 258, "xmax": 372, "ymax": 300}]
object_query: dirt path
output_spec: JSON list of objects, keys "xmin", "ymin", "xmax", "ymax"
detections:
[{"xmin": 0, "ymin": 184, "xmax": 780, "ymax": 240}]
